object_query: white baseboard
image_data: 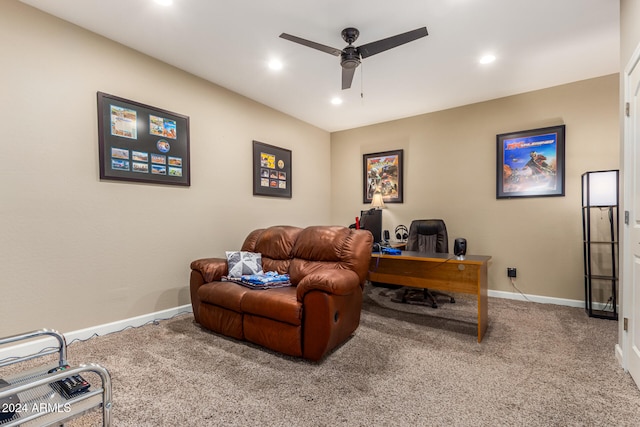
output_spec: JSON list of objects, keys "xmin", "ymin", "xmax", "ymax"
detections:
[
  {"xmin": 0, "ymin": 304, "xmax": 193, "ymax": 362},
  {"xmin": 488, "ymin": 289, "xmax": 585, "ymax": 307},
  {"xmin": 490, "ymin": 289, "xmax": 619, "ymax": 313}
]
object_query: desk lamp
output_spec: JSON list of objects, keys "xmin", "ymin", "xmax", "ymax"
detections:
[{"xmin": 370, "ymin": 190, "xmax": 385, "ymax": 210}]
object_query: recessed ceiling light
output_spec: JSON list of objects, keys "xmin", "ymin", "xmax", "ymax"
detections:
[
  {"xmin": 268, "ymin": 59, "xmax": 283, "ymax": 71},
  {"xmin": 479, "ymin": 54, "xmax": 496, "ymax": 64},
  {"xmin": 154, "ymin": 0, "xmax": 173, "ymax": 6},
  {"xmin": 331, "ymin": 97, "xmax": 343, "ymax": 105}
]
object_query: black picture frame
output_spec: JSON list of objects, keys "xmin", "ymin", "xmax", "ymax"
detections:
[
  {"xmin": 252, "ymin": 140, "xmax": 292, "ymax": 198},
  {"xmin": 363, "ymin": 149, "xmax": 404, "ymax": 203},
  {"xmin": 97, "ymin": 92, "xmax": 190, "ymax": 186},
  {"xmin": 496, "ymin": 125, "xmax": 565, "ymax": 199}
]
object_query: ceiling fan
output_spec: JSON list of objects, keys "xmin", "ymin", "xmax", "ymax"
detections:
[{"xmin": 279, "ymin": 26, "xmax": 428, "ymax": 90}]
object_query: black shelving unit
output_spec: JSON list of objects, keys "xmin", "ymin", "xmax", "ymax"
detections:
[{"xmin": 582, "ymin": 170, "xmax": 619, "ymax": 320}]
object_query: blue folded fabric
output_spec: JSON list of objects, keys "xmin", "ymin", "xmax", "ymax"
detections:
[
  {"xmin": 241, "ymin": 271, "xmax": 290, "ymax": 285},
  {"xmin": 382, "ymin": 247, "xmax": 402, "ymax": 255}
]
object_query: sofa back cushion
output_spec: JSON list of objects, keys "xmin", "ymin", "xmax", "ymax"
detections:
[
  {"xmin": 289, "ymin": 226, "xmax": 373, "ymax": 285},
  {"xmin": 241, "ymin": 226, "xmax": 302, "ymax": 274}
]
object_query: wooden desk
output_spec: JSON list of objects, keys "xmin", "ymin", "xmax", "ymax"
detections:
[{"xmin": 367, "ymin": 251, "xmax": 491, "ymax": 342}]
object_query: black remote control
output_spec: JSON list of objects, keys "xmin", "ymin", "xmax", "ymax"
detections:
[{"xmin": 48, "ymin": 365, "xmax": 90, "ymax": 397}]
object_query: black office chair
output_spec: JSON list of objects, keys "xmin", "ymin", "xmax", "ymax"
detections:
[{"xmin": 391, "ymin": 219, "xmax": 456, "ymax": 308}]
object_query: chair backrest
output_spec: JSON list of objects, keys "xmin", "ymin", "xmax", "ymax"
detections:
[{"xmin": 405, "ymin": 219, "xmax": 448, "ymax": 253}]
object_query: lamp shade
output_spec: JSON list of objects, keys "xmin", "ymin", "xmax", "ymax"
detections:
[
  {"xmin": 370, "ymin": 191, "xmax": 385, "ymax": 209},
  {"xmin": 582, "ymin": 170, "xmax": 618, "ymax": 207}
]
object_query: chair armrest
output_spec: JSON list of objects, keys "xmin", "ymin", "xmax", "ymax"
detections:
[
  {"xmin": 190, "ymin": 257, "xmax": 228, "ymax": 283},
  {"xmin": 296, "ymin": 269, "xmax": 360, "ymax": 301}
]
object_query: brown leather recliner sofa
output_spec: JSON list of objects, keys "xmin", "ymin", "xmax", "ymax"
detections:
[{"xmin": 189, "ymin": 225, "xmax": 373, "ymax": 361}]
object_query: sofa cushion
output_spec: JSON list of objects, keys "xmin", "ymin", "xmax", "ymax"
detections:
[
  {"xmin": 240, "ymin": 286, "xmax": 301, "ymax": 326},
  {"xmin": 289, "ymin": 226, "xmax": 359, "ymax": 284},
  {"xmin": 197, "ymin": 303, "xmax": 244, "ymax": 340},
  {"xmin": 291, "ymin": 225, "xmax": 352, "ymax": 261},
  {"xmin": 290, "ymin": 226, "xmax": 373, "ymax": 284},
  {"xmin": 241, "ymin": 226, "xmax": 302, "ymax": 274},
  {"xmin": 255, "ymin": 226, "xmax": 300, "ymax": 258},
  {"xmin": 244, "ymin": 315, "xmax": 302, "ymax": 357},
  {"xmin": 225, "ymin": 251, "xmax": 263, "ymax": 278},
  {"xmin": 197, "ymin": 281, "xmax": 249, "ymax": 312}
]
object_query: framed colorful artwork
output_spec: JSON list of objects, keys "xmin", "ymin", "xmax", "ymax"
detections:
[
  {"xmin": 497, "ymin": 125, "xmax": 565, "ymax": 199},
  {"xmin": 252, "ymin": 140, "xmax": 292, "ymax": 198},
  {"xmin": 97, "ymin": 92, "xmax": 190, "ymax": 186},
  {"xmin": 363, "ymin": 149, "xmax": 403, "ymax": 203}
]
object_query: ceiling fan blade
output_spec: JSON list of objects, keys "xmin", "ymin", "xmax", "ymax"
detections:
[
  {"xmin": 358, "ymin": 27, "xmax": 428, "ymax": 59},
  {"xmin": 342, "ymin": 66, "xmax": 356, "ymax": 90},
  {"xmin": 279, "ymin": 33, "xmax": 342, "ymax": 56}
]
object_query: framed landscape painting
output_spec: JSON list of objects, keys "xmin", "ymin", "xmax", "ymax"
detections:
[{"xmin": 496, "ymin": 125, "xmax": 565, "ymax": 199}]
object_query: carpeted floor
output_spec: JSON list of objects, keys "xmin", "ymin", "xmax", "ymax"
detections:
[{"xmin": 4, "ymin": 283, "xmax": 640, "ymax": 426}]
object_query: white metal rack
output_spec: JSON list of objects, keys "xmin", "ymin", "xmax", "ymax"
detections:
[{"xmin": 0, "ymin": 329, "xmax": 112, "ymax": 426}]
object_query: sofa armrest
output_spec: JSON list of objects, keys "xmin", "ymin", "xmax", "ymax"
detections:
[
  {"xmin": 296, "ymin": 269, "xmax": 360, "ymax": 301},
  {"xmin": 190, "ymin": 257, "xmax": 228, "ymax": 283}
]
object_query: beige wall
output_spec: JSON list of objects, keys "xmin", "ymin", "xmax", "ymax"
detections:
[
  {"xmin": 0, "ymin": 1, "xmax": 330, "ymax": 336},
  {"xmin": 331, "ymin": 74, "xmax": 619, "ymax": 301},
  {"xmin": 0, "ymin": 0, "xmax": 622, "ymax": 338}
]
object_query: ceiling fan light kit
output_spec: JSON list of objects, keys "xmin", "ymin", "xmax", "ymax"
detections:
[{"xmin": 280, "ymin": 26, "xmax": 428, "ymax": 90}]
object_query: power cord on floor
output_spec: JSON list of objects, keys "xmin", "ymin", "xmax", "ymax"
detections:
[
  {"xmin": 0, "ymin": 310, "xmax": 191, "ymax": 365},
  {"xmin": 510, "ymin": 277, "xmax": 532, "ymax": 302},
  {"xmin": 66, "ymin": 310, "xmax": 191, "ymax": 346}
]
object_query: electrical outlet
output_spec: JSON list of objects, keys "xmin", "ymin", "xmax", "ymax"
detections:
[{"xmin": 507, "ymin": 267, "xmax": 517, "ymax": 278}]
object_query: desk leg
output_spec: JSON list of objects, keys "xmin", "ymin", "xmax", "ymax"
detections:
[{"xmin": 477, "ymin": 263, "xmax": 488, "ymax": 342}]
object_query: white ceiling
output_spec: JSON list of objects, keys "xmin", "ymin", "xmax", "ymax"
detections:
[{"xmin": 20, "ymin": 0, "xmax": 619, "ymax": 132}]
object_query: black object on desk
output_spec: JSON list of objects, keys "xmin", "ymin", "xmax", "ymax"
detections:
[{"xmin": 360, "ymin": 209, "xmax": 382, "ymax": 243}]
